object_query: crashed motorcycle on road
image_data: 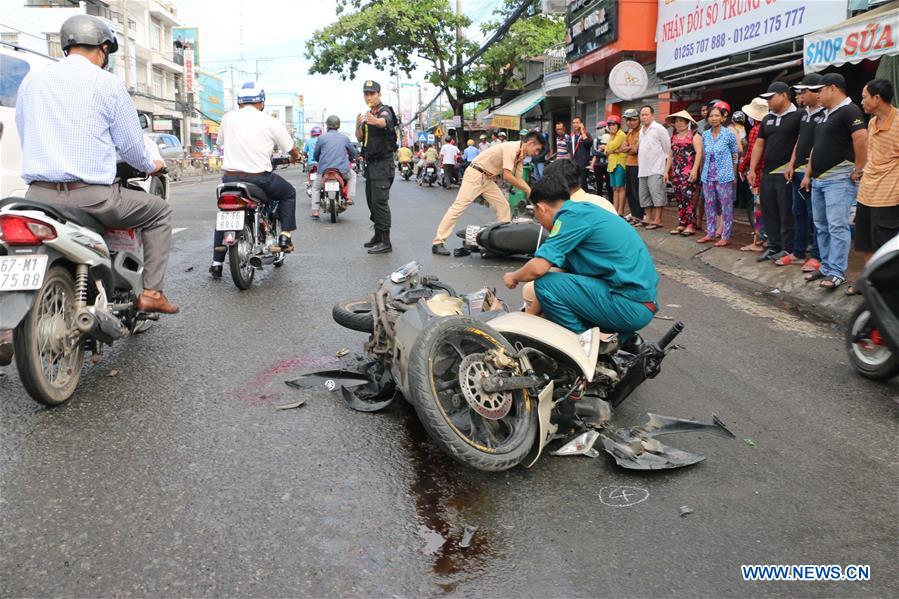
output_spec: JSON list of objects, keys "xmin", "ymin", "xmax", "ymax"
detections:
[{"xmin": 330, "ymin": 262, "xmax": 733, "ymax": 472}]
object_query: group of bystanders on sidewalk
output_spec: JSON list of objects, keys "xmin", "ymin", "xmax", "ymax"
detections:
[{"xmin": 578, "ymin": 76, "xmax": 896, "ymax": 293}]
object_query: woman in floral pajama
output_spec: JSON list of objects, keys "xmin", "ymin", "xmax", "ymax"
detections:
[
  {"xmin": 665, "ymin": 110, "xmax": 703, "ymax": 236},
  {"xmin": 697, "ymin": 104, "xmax": 739, "ymax": 247}
]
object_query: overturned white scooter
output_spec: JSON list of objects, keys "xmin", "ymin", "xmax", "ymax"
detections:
[{"xmin": 330, "ymin": 262, "xmax": 734, "ymax": 472}]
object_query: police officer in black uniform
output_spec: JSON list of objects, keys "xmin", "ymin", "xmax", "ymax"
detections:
[{"xmin": 356, "ymin": 80, "xmax": 396, "ymax": 254}]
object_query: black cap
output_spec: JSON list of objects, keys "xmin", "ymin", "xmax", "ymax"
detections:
[
  {"xmin": 363, "ymin": 80, "xmax": 381, "ymax": 93},
  {"xmin": 821, "ymin": 72, "xmax": 847, "ymax": 90},
  {"xmin": 760, "ymin": 81, "xmax": 791, "ymax": 98},
  {"xmin": 794, "ymin": 73, "xmax": 825, "ymax": 91}
]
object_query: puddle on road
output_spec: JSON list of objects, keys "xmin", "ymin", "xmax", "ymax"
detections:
[{"xmin": 400, "ymin": 409, "xmax": 498, "ymax": 593}]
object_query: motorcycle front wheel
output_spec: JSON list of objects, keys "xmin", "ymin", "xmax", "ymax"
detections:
[
  {"xmin": 229, "ymin": 222, "xmax": 256, "ymax": 290},
  {"xmin": 13, "ymin": 265, "xmax": 85, "ymax": 406},
  {"xmin": 407, "ymin": 317, "xmax": 536, "ymax": 471},
  {"xmin": 846, "ymin": 304, "xmax": 899, "ymax": 381}
]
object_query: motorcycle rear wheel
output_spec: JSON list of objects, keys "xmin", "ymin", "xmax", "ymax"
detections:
[
  {"xmin": 846, "ymin": 304, "xmax": 899, "ymax": 381},
  {"xmin": 229, "ymin": 223, "xmax": 256, "ymax": 290},
  {"xmin": 407, "ymin": 317, "xmax": 536, "ymax": 471},
  {"xmin": 13, "ymin": 266, "xmax": 85, "ymax": 406},
  {"xmin": 330, "ymin": 196, "xmax": 338, "ymax": 223}
]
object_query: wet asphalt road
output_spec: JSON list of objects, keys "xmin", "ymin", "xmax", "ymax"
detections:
[{"xmin": 1, "ymin": 167, "xmax": 897, "ymax": 598}]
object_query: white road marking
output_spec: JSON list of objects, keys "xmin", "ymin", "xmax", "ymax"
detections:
[
  {"xmin": 657, "ymin": 264, "xmax": 830, "ymax": 338},
  {"xmin": 172, "ymin": 227, "xmax": 188, "ymax": 235}
]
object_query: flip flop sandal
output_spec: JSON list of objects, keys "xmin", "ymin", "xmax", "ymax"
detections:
[
  {"xmin": 804, "ymin": 270, "xmax": 825, "ymax": 282},
  {"xmin": 713, "ymin": 239, "xmax": 731, "ymax": 247},
  {"xmin": 670, "ymin": 228, "xmax": 684, "ymax": 235},
  {"xmin": 819, "ymin": 276, "xmax": 845, "ymax": 290},
  {"xmin": 644, "ymin": 224, "xmax": 661, "ymax": 230},
  {"xmin": 845, "ymin": 284, "xmax": 861, "ymax": 296},
  {"xmin": 680, "ymin": 229, "xmax": 696, "ymax": 236}
]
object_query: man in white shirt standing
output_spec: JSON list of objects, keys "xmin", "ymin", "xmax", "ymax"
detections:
[
  {"xmin": 637, "ymin": 105, "xmax": 671, "ymax": 229},
  {"xmin": 439, "ymin": 137, "xmax": 460, "ymax": 187},
  {"xmin": 209, "ymin": 82, "xmax": 300, "ymax": 279}
]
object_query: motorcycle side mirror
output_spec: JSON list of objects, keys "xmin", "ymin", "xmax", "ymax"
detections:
[{"xmin": 138, "ymin": 113, "xmax": 150, "ymax": 130}]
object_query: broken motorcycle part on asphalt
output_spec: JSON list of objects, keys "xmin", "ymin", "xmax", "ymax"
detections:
[
  {"xmin": 275, "ymin": 400, "xmax": 306, "ymax": 410},
  {"xmin": 285, "ymin": 361, "xmax": 396, "ymax": 413},
  {"xmin": 459, "ymin": 525, "xmax": 478, "ymax": 549}
]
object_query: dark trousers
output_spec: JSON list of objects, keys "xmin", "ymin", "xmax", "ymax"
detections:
[
  {"xmin": 577, "ymin": 163, "xmax": 589, "ymax": 192},
  {"xmin": 760, "ymin": 172, "xmax": 794, "ymax": 254},
  {"xmin": 212, "ymin": 171, "xmax": 297, "ymax": 262},
  {"xmin": 364, "ymin": 158, "xmax": 394, "ymax": 233},
  {"xmin": 443, "ymin": 163, "xmax": 457, "ymax": 187},
  {"xmin": 625, "ymin": 165, "xmax": 643, "ymax": 220},
  {"xmin": 791, "ymin": 173, "xmax": 819, "ymax": 260}
]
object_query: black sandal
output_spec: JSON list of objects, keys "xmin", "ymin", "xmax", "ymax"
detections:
[
  {"xmin": 845, "ymin": 284, "xmax": 861, "ymax": 296},
  {"xmin": 804, "ymin": 270, "xmax": 825, "ymax": 282}
]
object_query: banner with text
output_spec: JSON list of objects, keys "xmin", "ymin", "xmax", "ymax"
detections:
[{"xmin": 656, "ymin": 0, "xmax": 848, "ymax": 73}]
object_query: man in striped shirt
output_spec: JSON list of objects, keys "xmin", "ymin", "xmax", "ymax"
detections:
[
  {"xmin": 856, "ymin": 79, "xmax": 899, "ymax": 265},
  {"xmin": 549, "ymin": 122, "xmax": 571, "ymax": 161}
]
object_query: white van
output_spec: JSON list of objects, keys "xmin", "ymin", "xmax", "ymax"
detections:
[{"xmin": 0, "ymin": 44, "xmax": 55, "ymax": 198}]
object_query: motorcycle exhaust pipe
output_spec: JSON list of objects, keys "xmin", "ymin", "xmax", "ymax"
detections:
[
  {"xmin": 657, "ymin": 321, "xmax": 685, "ymax": 350},
  {"xmin": 250, "ymin": 253, "xmax": 279, "ymax": 269}
]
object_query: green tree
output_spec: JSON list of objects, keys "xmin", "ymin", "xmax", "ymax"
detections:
[{"xmin": 305, "ymin": 0, "xmax": 563, "ymax": 121}]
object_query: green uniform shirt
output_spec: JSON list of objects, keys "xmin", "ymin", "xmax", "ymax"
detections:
[{"xmin": 535, "ymin": 200, "xmax": 659, "ymax": 304}]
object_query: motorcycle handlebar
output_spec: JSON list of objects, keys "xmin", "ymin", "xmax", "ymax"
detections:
[
  {"xmin": 271, "ymin": 156, "xmax": 291, "ymax": 167},
  {"xmin": 657, "ymin": 321, "xmax": 684, "ymax": 350}
]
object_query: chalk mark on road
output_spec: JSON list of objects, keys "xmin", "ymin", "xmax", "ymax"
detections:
[{"xmin": 598, "ymin": 486, "xmax": 650, "ymax": 507}]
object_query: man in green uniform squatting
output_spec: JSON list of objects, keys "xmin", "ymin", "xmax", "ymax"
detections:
[{"xmin": 503, "ymin": 173, "xmax": 660, "ymax": 336}]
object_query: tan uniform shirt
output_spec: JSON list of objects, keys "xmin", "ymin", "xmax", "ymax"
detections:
[
  {"xmin": 858, "ymin": 106, "xmax": 899, "ymax": 208},
  {"xmin": 571, "ymin": 188, "xmax": 616, "ymax": 214},
  {"xmin": 471, "ymin": 141, "xmax": 523, "ymax": 178}
]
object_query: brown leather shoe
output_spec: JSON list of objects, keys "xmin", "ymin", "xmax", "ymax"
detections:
[{"xmin": 136, "ymin": 289, "xmax": 180, "ymax": 314}]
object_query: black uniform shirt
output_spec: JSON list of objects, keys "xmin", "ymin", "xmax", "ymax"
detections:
[
  {"xmin": 810, "ymin": 99, "xmax": 866, "ymax": 178},
  {"xmin": 758, "ymin": 106, "xmax": 801, "ymax": 174}
]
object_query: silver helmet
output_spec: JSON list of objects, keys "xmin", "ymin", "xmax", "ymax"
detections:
[
  {"xmin": 325, "ymin": 115, "xmax": 340, "ymax": 130},
  {"xmin": 60, "ymin": 14, "xmax": 118, "ymax": 54}
]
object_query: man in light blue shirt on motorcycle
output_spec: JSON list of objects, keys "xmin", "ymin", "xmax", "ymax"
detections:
[
  {"xmin": 303, "ymin": 127, "xmax": 321, "ymax": 168},
  {"xmin": 310, "ymin": 115, "xmax": 358, "ymax": 218}
]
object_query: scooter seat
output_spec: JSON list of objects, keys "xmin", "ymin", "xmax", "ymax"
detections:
[
  {"xmin": 0, "ymin": 197, "xmax": 106, "ymax": 233},
  {"xmin": 480, "ymin": 221, "xmax": 543, "ymax": 255},
  {"xmin": 217, "ymin": 181, "xmax": 268, "ymax": 202}
]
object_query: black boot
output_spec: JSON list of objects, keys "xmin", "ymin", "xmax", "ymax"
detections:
[
  {"xmin": 367, "ymin": 230, "xmax": 392, "ymax": 254},
  {"xmin": 432, "ymin": 243, "xmax": 450, "ymax": 256},
  {"xmin": 363, "ymin": 230, "xmax": 379, "ymax": 248}
]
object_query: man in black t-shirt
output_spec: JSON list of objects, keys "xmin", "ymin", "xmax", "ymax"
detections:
[
  {"xmin": 799, "ymin": 73, "xmax": 868, "ymax": 290},
  {"xmin": 782, "ymin": 73, "xmax": 826, "ymax": 269},
  {"xmin": 749, "ymin": 81, "xmax": 802, "ymax": 262}
]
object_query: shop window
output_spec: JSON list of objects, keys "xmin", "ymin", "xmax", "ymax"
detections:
[
  {"xmin": 1, "ymin": 32, "xmax": 19, "ymax": 46},
  {"xmin": 45, "ymin": 33, "xmax": 63, "ymax": 58}
]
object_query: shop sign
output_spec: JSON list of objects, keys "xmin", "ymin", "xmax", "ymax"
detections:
[
  {"xmin": 804, "ymin": 7, "xmax": 899, "ymax": 72},
  {"xmin": 152, "ymin": 118, "xmax": 173, "ymax": 132},
  {"xmin": 183, "ymin": 53, "xmax": 195, "ymax": 94},
  {"xmin": 656, "ymin": 0, "xmax": 848, "ymax": 73},
  {"xmin": 608, "ymin": 61, "xmax": 649, "ymax": 101},
  {"xmin": 492, "ymin": 114, "xmax": 521, "ymax": 130},
  {"xmin": 565, "ymin": 0, "xmax": 618, "ymax": 62}
]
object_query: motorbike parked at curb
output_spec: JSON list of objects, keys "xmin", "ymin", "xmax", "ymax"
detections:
[
  {"xmin": 332, "ymin": 262, "xmax": 733, "ymax": 472},
  {"xmin": 0, "ymin": 162, "xmax": 169, "ymax": 406},
  {"xmin": 215, "ymin": 157, "xmax": 290, "ymax": 290},
  {"xmin": 846, "ymin": 233, "xmax": 899, "ymax": 381},
  {"xmin": 318, "ymin": 168, "xmax": 350, "ymax": 223}
]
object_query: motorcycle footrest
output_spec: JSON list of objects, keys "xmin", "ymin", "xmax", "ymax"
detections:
[{"xmin": 135, "ymin": 312, "xmax": 160, "ymax": 321}]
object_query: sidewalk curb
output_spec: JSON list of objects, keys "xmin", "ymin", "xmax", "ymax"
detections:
[{"xmin": 638, "ymin": 229, "xmax": 863, "ymax": 324}]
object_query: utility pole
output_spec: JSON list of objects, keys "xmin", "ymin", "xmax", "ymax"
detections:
[
  {"xmin": 395, "ymin": 70, "xmax": 401, "ymax": 144},
  {"xmin": 455, "ymin": 0, "xmax": 465, "ymax": 143},
  {"xmin": 122, "ymin": 0, "xmax": 131, "ymax": 89}
]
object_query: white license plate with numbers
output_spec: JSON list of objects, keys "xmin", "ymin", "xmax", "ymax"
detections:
[
  {"xmin": 216, "ymin": 211, "xmax": 245, "ymax": 231},
  {"xmin": 324, "ymin": 180, "xmax": 340, "ymax": 192},
  {"xmin": 465, "ymin": 225, "xmax": 481, "ymax": 246},
  {"xmin": 0, "ymin": 255, "xmax": 48, "ymax": 291}
]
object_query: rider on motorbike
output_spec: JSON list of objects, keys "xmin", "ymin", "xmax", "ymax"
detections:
[
  {"xmin": 310, "ymin": 115, "xmax": 358, "ymax": 218},
  {"xmin": 304, "ymin": 126, "xmax": 322, "ymax": 169},
  {"xmin": 502, "ymin": 173, "xmax": 659, "ymax": 336},
  {"xmin": 397, "ymin": 144, "xmax": 413, "ymax": 167},
  {"xmin": 14, "ymin": 15, "xmax": 177, "ymax": 313},
  {"xmin": 209, "ymin": 82, "xmax": 300, "ymax": 278},
  {"xmin": 418, "ymin": 144, "xmax": 439, "ymax": 183}
]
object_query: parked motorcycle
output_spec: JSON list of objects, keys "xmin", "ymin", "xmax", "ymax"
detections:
[
  {"xmin": 332, "ymin": 262, "xmax": 733, "ymax": 471},
  {"xmin": 0, "ymin": 163, "xmax": 169, "ymax": 406},
  {"xmin": 419, "ymin": 161, "xmax": 439, "ymax": 187},
  {"xmin": 319, "ymin": 168, "xmax": 350, "ymax": 224},
  {"xmin": 846, "ymin": 233, "xmax": 899, "ymax": 380},
  {"xmin": 399, "ymin": 161, "xmax": 413, "ymax": 181},
  {"xmin": 305, "ymin": 164, "xmax": 318, "ymax": 198},
  {"xmin": 215, "ymin": 157, "xmax": 290, "ymax": 290}
]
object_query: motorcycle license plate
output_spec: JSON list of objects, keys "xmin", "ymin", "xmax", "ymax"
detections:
[
  {"xmin": 465, "ymin": 225, "xmax": 481, "ymax": 246},
  {"xmin": 0, "ymin": 255, "xmax": 48, "ymax": 291},
  {"xmin": 324, "ymin": 180, "xmax": 340, "ymax": 192},
  {"xmin": 427, "ymin": 168, "xmax": 435, "ymax": 174},
  {"xmin": 216, "ymin": 211, "xmax": 244, "ymax": 231},
  {"xmin": 309, "ymin": 173, "xmax": 317, "ymax": 180}
]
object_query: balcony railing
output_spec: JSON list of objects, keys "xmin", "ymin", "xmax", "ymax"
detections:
[{"xmin": 544, "ymin": 44, "xmax": 567, "ymax": 76}]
